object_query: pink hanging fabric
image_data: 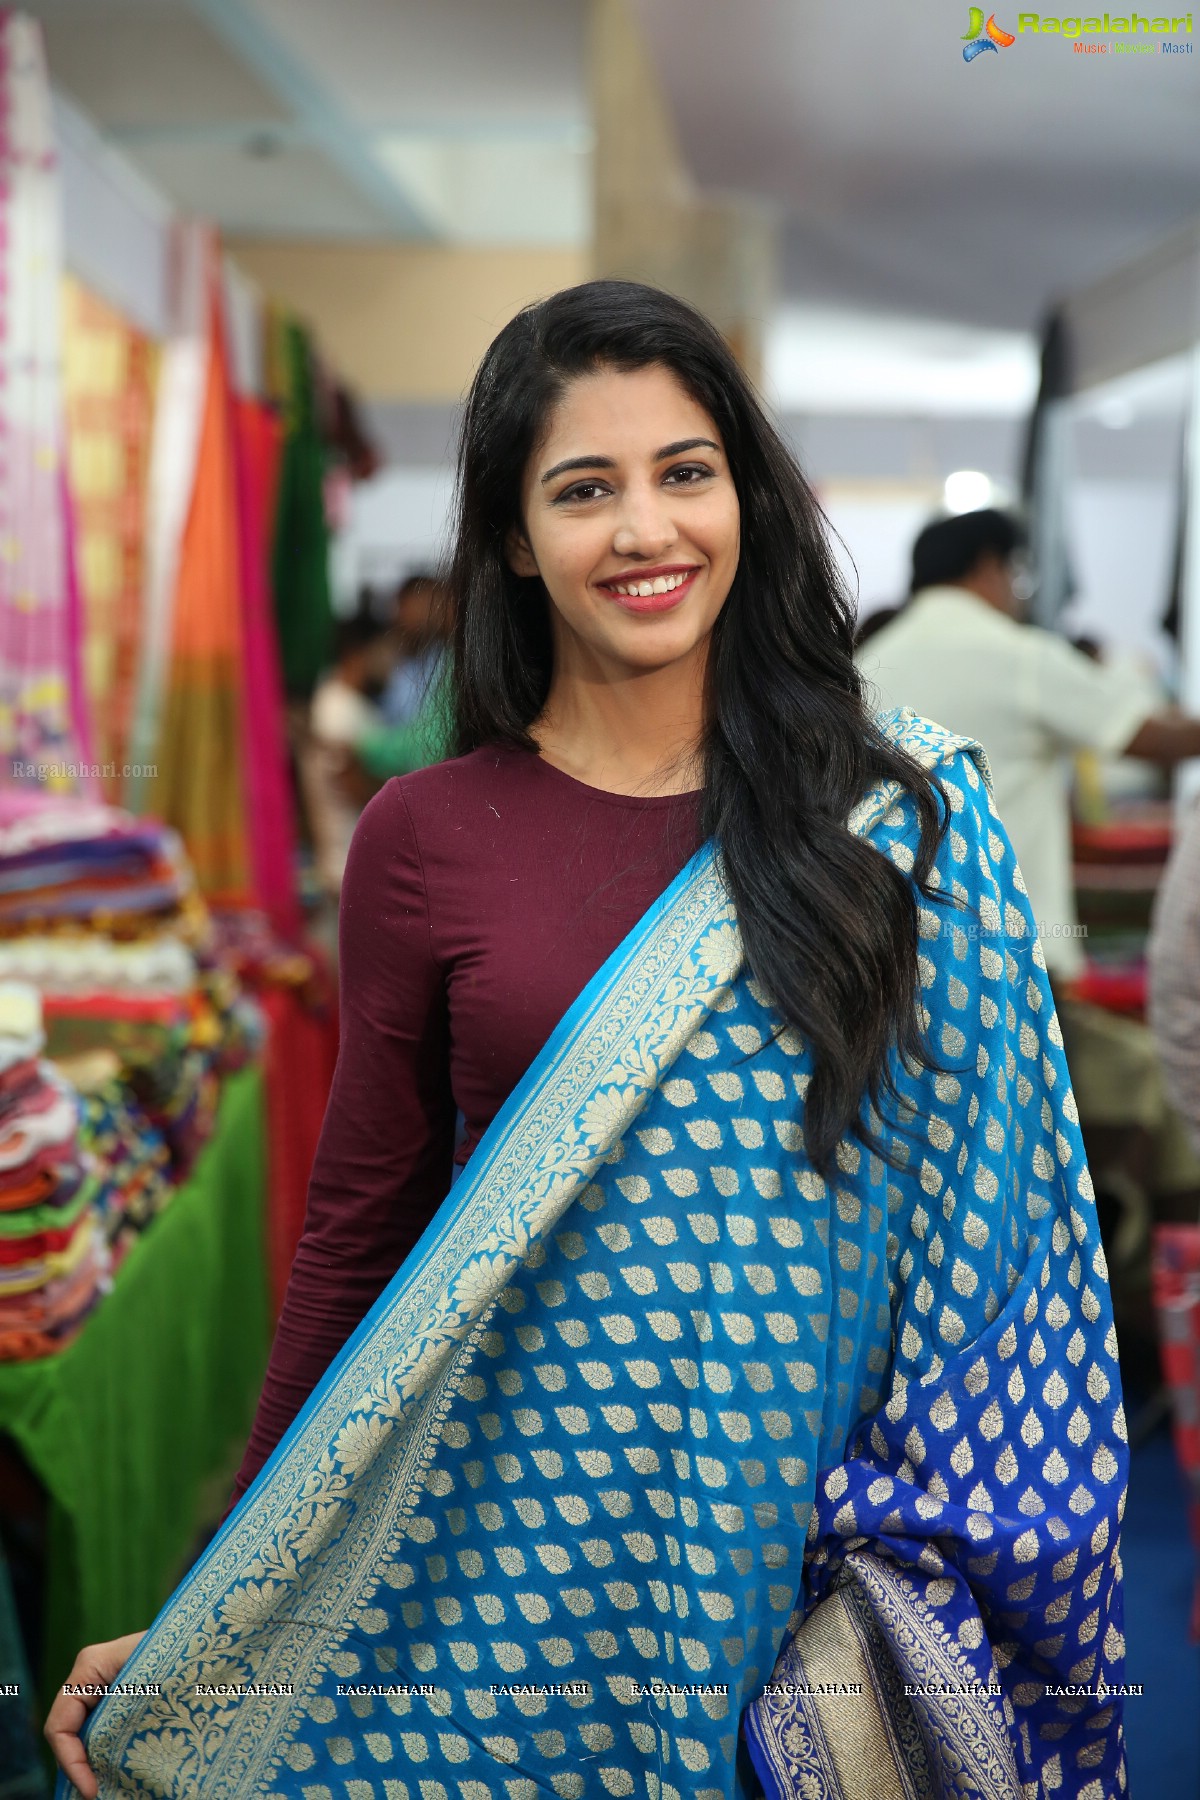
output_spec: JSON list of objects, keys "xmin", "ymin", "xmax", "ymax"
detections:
[
  {"xmin": 59, "ymin": 463, "xmax": 96, "ymax": 774},
  {"xmin": 233, "ymin": 397, "xmax": 301, "ymax": 939}
]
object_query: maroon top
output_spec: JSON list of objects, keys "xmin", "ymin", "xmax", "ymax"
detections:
[{"xmin": 229, "ymin": 745, "xmax": 703, "ymax": 1506}]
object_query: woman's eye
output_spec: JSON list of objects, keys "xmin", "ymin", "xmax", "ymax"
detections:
[
  {"xmin": 556, "ymin": 481, "xmax": 609, "ymax": 504},
  {"xmin": 664, "ymin": 463, "xmax": 712, "ymax": 486}
]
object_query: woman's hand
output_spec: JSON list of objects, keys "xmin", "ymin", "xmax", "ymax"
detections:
[{"xmin": 44, "ymin": 1631, "xmax": 146, "ymax": 1798}]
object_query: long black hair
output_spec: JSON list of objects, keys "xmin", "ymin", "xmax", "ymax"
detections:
[{"xmin": 448, "ymin": 279, "xmax": 954, "ymax": 1185}]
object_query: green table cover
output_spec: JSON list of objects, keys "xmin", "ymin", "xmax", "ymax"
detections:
[{"xmin": 0, "ymin": 1067, "xmax": 270, "ymax": 1712}]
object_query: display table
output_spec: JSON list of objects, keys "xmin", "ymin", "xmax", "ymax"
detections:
[{"xmin": 0, "ymin": 1067, "xmax": 269, "ymax": 1710}]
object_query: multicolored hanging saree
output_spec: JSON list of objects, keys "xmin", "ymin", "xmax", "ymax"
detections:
[
  {"xmin": 62, "ymin": 709, "xmax": 1128, "ymax": 1800},
  {"xmin": 60, "ymin": 276, "xmax": 159, "ymax": 803},
  {"xmin": 124, "ymin": 221, "xmax": 208, "ymax": 819},
  {"xmin": 0, "ymin": 12, "xmax": 94, "ymax": 789}
]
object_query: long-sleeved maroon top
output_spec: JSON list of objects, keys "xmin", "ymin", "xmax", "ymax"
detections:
[{"xmin": 230, "ymin": 745, "xmax": 703, "ymax": 1506}]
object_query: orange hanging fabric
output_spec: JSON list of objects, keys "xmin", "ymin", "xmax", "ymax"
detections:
[{"xmin": 148, "ymin": 255, "xmax": 252, "ymax": 905}]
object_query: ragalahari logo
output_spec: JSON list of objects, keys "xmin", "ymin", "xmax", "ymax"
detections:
[{"xmin": 962, "ymin": 7, "xmax": 1018, "ymax": 55}]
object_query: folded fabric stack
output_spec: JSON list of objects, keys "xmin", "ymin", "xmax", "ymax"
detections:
[
  {"xmin": 200, "ymin": 942, "xmax": 266, "ymax": 1080},
  {"xmin": 209, "ymin": 903, "xmax": 334, "ymax": 1009},
  {"xmin": 0, "ymin": 789, "xmax": 261, "ymax": 1181},
  {"xmin": 0, "ymin": 787, "xmax": 204, "ymax": 939},
  {"xmin": 0, "ymin": 983, "xmax": 110, "ymax": 1361},
  {"xmin": 50, "ymin": 1046, "xmax": 174, "ymax": 1270}
]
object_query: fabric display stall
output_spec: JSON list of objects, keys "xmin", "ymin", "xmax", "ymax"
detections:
[
  {"xmin": 44, "ymin": 11, "xmax": 345, "ymax": 1293},
  {"xmin": 0, "ymin": 784, "xmax": 262, "ymax": 1233},
  {"xmin": 0, "ymin": 981, "xmax": 106, "ymax": 1364},
  {"xmin": 63, "ymin": 221, "xmax": 349, "ymax": 1293},
  {"xmin": 0, "ymin": 785, "xmax": 271, "ymax": 1731},
  {"xmin": 0, "ymin": 1064, "xmax": 268, "ymax": 1712},
  {"xmin": 66, "ymin": 218, "xmax": 342, "ymax": 1303},
  {"xmin": 0, "ymin": 11, "xmax": 353, "ymax": 1766},
  {"xmin": 64, "ymin": 232, "xmax": 342, "ymax": 1297}
]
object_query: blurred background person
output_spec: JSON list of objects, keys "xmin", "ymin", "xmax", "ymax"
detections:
[
  {"xmin": 299, "ymin": 612, "xmax": 388, "ymax": 901},
  {"xmin": 859, "ymin": 507, "xmax": 1200, "ymax": 1389},
  {"xmin": 379, "ymin": 572, "xmax": 451, "ymax": 726},
  {"xmin": 350, "ymin": 571, "xmax": 456, "ymax": 782},
  {"xmin": 300, "ymin": 581, "xmax": 456, "ymax": 908}
]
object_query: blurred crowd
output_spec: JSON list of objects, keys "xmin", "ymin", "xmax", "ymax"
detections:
[
  {"xmin": 297, "ymin": 574, "xmax": 455, "ymax": 901},
  {"xmin": 858, "ymin": 508, "xmax": 1200, "ymax": 1408}
]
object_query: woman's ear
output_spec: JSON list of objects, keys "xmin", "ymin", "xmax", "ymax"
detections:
[{"xmin": 505, "ymin": 526, "xmax": 539, "ymax": 580}]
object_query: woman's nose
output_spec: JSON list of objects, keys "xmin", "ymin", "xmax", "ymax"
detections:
[{"xmin": 611, "ymin": 484, "xmax": 677, "ymax": 559}]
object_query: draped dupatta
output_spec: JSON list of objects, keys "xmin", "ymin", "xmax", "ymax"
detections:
[{"xmin": 63, "ymin": 709, "xmax": 1126, "ymax": 1800}]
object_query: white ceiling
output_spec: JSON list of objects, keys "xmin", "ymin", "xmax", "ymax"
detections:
[
  {"xmin": 248, "ymin": 0, "xmax": 588, "ymax": 128},
  {"xmin": 633, "ymin": 0, "xmax": 1200, "ymax": 331},
  {"xmin": 34, "ymin": 0, "xmax": 289, "ymax": 127},
  {"xmin": 764, "ymin": 305, "xmax": 1039, "ymax": 418},
  {"xmin": 23, "ymin": 0, "xmax": 1200, "ymax": 346},
  {"xmin": 27, "ymin": 0, "xmax": 591, "ymax": 243}
]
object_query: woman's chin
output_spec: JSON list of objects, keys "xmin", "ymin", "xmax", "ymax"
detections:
[{"xmin": 602, "ymin": 620, "xmax": 711, "ymax": 675}]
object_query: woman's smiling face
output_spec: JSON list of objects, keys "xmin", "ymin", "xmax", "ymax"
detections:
[{"xmin": 510, "ymin": 363, "xmax": 741, "ymax": 681}]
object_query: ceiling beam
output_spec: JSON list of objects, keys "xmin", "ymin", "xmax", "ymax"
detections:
[
  {"xmin": 105, "ymin": 119, "xmax": 312, "ymax": 148},
  {"xmin": 183, "ymin": 0, "xmax": 437, "ymax": 239}
]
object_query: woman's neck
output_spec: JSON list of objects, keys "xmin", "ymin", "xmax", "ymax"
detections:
[{"xmin": 534, "ymin": 651, "xmax": 707, "ymax": 798}]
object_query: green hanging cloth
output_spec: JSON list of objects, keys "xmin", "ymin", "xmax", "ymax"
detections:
[{"xmin": 269, "ymin": 317, "xmax": 334, "ymax": 700}]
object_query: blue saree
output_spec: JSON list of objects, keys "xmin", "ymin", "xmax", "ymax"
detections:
[{"xmin": 64, "ymin": 708, "xmax": 1128, "ymax": 1800}]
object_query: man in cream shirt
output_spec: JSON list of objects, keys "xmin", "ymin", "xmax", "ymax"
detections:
[
  {"xmin": 859, "ymin": 507, "xmax": 1200, "ymax": 1387},
  {"xmin": 857, "ymin": 508, "xmax": 1200, "ymax": 988}
]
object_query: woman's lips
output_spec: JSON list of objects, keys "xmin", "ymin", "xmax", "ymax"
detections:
[{"xmin": 599, "ymin": 567, "xmax": 700, "ymax": 613}]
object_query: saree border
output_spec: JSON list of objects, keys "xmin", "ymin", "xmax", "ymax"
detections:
[
  {"xmin": 81, "ymin": 847, "xmax": 746, "ymax": 1793},
  {"xmin": 745, "ymin": 1551, "xmax": 1021, "ymax": 1800},
  {"xmin": 850, "ymin": 1554, "xmax": 1022, "ymax": 1798},
  {"xmin": 757, "ymin": 1580, "xmax": 927, "ymax": 1800}
]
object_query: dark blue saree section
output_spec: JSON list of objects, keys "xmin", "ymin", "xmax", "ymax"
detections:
[{"xmin": 744, "ymin": 743, "xmax": 1127, "ymax": 1799}]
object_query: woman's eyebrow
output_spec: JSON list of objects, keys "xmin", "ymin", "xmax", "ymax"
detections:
[
  {"xmin": 540, "ymin": 454, "xmax": 616, "ymax": 486},
  {"xmin": 655, "ymin": 437, "xmax": 720, "ymax": 460},
  {"xmin": 540, "ymin": 438, "xmax": 720, "ymax": 486}
]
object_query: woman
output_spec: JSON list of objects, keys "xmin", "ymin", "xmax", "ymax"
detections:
[{"xmin": 48, "ymin": 282, "xmax": 1127, "ymax": 1799}]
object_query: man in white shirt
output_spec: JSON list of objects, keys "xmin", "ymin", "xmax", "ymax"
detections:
[
  {"xmin": 303, "ymin": 615, "xmax": 386, "ymax": 897},
  {"xmin": 858, "ymin": 509, "xmax": 1200, "ymax": 1385},
  {"xmin": 857, "ymin": 508, "xmax": 1200, "ymax": 987}
]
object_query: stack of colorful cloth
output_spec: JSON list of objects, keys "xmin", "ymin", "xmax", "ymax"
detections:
[
  {"xmin": 209, "ymin": 903, "xmax": 334, "ymax": 1009},
  {"xmin": 0, "ymin": 787, "xmax": 203, "ymax": 938},
  {"xmin": 49, "ymin": 1046, "xmax": 174, "ymax": 1270},
  {"xmin": 0, "ymin": 788, "xmax": 262, "ymax": 1182},
  {"xmin": 0, "ymin": 982, "xmax": 110, "ymax": 1361}
]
